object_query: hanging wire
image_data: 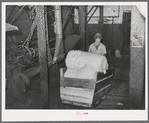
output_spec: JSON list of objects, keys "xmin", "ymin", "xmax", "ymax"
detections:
[
  {"xmin": 6, "ymin": 6, "xmax": 16, "ymax": 23},
  {"xmin": 10, "ymin": 5, "xmax": 26, "ymax": 24}
]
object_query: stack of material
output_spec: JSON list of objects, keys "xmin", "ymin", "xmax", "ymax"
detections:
[{"xmin": 64, "ymin": 50, "xmax": 109, "ymax": 80}]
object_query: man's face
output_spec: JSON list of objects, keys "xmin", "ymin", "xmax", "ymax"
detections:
[{"xmin": 95, "ymin": 38, "xmax": 101, "ymax": 45}]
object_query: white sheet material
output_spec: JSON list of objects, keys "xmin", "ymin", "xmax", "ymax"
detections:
[
  {"xmin": 75, "ymin": 51, "xmax": 108, "ymax": 73},
  {"xmin": 76, "ymin": 64, "xmax": 97, "ymax": 80},
  {"xmin": 64, "ymin": 64, "xmax": 97, "ymax": 80},
  {"xmin": 64, "ymin": 68, "xmax": 77, "ymax": 78},
  {"xmin": 65, "ymin": 50, "xmax": 109, "ymax": 73},
  {"xmin": 65, "ymin": 50, "xmax": 83, "ymax": 69}
]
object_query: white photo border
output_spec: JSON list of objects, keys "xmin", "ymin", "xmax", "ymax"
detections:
[{"xmin": 2, "ymin": 2, "xmax": 148, "ymax": 121}]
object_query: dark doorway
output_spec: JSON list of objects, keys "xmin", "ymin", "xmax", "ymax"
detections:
[{"xmin": 122, "ymin": 12, "xmax": 131, "ymax": 54}]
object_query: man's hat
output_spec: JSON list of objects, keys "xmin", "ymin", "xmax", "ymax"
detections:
[{"xmin": 94, "ymin": 33, "xmax": 102, "ymax": 40}]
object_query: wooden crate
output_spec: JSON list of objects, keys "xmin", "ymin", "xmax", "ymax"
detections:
[{"xmin": 60, "ymin": 67, "xmax": 114, "ymax": 108}]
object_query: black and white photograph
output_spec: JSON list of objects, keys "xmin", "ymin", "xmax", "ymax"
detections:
[{"xmin": 2, "ymin": 1, "xmax": 148, "ymax": 121}]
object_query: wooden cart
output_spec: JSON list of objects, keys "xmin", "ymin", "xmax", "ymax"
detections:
[{"xmin": 60, "ymin": 67, "xmax": 115, "ymax": 108}]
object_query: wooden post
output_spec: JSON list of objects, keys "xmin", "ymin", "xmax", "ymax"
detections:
[
  {"xmin": 85, "ymin": 6, "xmax": 89, "ymax": 51},
  {"xmin": 79, "ymin": 6, "xmax": 86, "ymax": 51},
  {"xmin": 35, "ymin": 5, "xmax": 49, "ymax": 108},
  {"xmin": 129, "ymin": 6, "xmax": 145, "ymax": 109},
  {"xmin": 45, "ymin": 6, "xmax": 52, "ymax": 62},
  {"xmin": 99, "ymin": 6, "xmax": 103, "ymax": 35},
  {"xmin": 54, "ymin": 6, "xmax": 64, "ymax": 59},
  {"xmin": 71, "ymin": 7, "xmax": 75, "ymax": 32}
]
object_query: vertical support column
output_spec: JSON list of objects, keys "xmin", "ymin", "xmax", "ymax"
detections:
[
  {"xmin": 71, "ymin": 7, "xmax": 75, "ymax": 32},
  {"xmin": 99, "ymin": 6, "xmax": 104, "ymax": 35},
  {"xmin": 54, "ymin": 6, "xmax": 63, "ymax": 59},
  {"xmin": 129, "ymin": 6, "xmax": 145, "ymax": 109},
  {"xmin": 35, "ymin": 5, "xmax": 49, "ymax": 108},
  {"xmin": 45, "ymin": 6, "xmax": 52, "ymax": 62},
  {"xmin": 79, "ymin": 6, "xmax": 86, "ymax": 51},
  {"xmin": 85, "ymin": 6, "xmax": 89, "ymax": 51}
]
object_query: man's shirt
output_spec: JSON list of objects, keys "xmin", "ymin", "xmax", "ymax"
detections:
[{"xmin": 88, "ymin": 43, "xmax": 106, "ymax": 56}]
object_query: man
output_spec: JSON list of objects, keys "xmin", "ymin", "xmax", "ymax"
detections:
[{"xmin": 88, "ymin": 33, "xmax": 107, "ymax": 56}]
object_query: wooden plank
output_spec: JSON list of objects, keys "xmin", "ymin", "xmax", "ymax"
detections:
[
  {"xmin": 95, "ymin": 76, "xmax": 112, "ymax": 93},
  {"xmin": 93, "ymin": 84, "xmax": 111, "ymax": 104},
  {"xmin": 61, "ymin": 95, "xmax": 92, "ymax": 107},
  {"xmin": 94, "ymin": 84, "xmax": 111, "ymax": 95},
  {"xmin": 62, "ymin": 100, "xmax": 91, "ymax": 107},
  {"xmin": 54, "ymin": 6, "xmax": 64, "ymax": 58},
  {"xmin": 60, "ymin": 86, "xmax": 94, "ymax": 99},
  {"xmin": 60, "ymin": 86, "xmax": 93, "ymax": 106},
  {"xmin": 35, "ymin": 5, "xmax": 49, "ymax": 109},
  {"xmin": 129, "ymin": 6, "xmax": 145, "ymax": 109},
  {"xmin": 61, "ymin": 77, "xmax": 95, "ymax": 90},
  {"xmin": 78, "ymin": 6, "xmax": 86, "ymax": 51},
  {"xmin": 60, "ymin": 68, "xmax": 114, "ymax": 90},
  {"xmin": 61, "ymin": 94, "xmax": 92, "ymax": 105},
  {"xmin": 97, "ymin": 68, "xmax": 114, "ymax": 80}
]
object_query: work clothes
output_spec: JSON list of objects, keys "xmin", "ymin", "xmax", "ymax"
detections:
[{"xmin": 88, "ymin": 42, "xmax": 107, "ymax": 56}]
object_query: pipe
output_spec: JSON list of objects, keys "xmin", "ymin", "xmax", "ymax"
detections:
[
  {"xmin": 10, "ymin": 5, "xmax": 26, "ymax": 24},
  {"xmin": 53, "ymin": 6, "xmax": 63, "ymax": 62}
]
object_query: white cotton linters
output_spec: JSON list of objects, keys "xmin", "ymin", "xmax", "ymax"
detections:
[
  {"xmin": 65, "ymin": 50, "xmax": 82, "ymax": 69},
  {"xmin": 75, "ymin": 64, "xmax": 97, "ymax": 80},
  {"xmin": 64, "ymin": 50, "xmax": 109, "ymax": 80},
  {"xmin": 64, "ymin": 68, "xmax": 77, "ymax": 78},
  {"xmin": 64, "ymin": 65, "xmax": 97, "ymax": 80}
]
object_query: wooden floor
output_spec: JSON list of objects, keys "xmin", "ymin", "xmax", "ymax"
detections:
[{"xmin": 95, "ymin": 55, "xmax": 130, "ymax": 109}]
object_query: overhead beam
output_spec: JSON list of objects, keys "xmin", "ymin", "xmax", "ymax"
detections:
[
  {"xmin": 86, "ymin": 6, "xmax": 94, "ymax": 17},
  {"xmin": 86, "ymin": 7, "xmax": 98, "ymax": 24}
]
